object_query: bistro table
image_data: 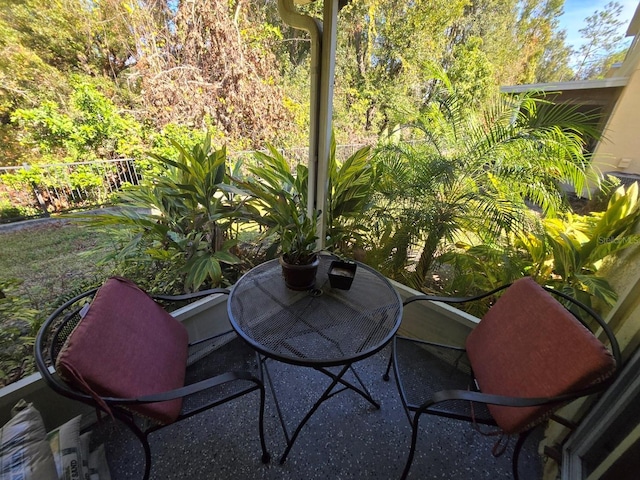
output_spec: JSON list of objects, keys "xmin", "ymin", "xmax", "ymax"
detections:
[{"xmin": 227, "ymin": 255, "xmax": 403, "ymax": 463}]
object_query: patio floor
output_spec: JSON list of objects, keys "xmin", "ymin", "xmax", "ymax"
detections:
[{"xmin": 90, "ymin": 338, "xmax": 545, "ymax": 480}]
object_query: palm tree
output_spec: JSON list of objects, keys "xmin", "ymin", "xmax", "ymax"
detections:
[{"xmin": 373, "ymin": 69, "xmax": 600, "ymax": 286}]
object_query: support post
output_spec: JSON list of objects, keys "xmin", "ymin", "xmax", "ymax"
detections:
[{"xmin": 315, "ymin": 0, "xmax": 339, "ymax": 248}]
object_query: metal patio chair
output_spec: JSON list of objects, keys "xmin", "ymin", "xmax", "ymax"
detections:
[
  {"xmin": 35, "ymin": 276, "xmax": 270, "ymax": 480},
  {"xmin": 385, "ymin": 277, "xmax": 621, "ymax": 480}
]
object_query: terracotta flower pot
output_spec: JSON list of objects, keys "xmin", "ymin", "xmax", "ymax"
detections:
[{"xmin": 279, "ymin": 255, "xmax": 320, "ymax": 290}]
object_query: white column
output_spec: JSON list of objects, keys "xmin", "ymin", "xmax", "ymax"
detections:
[{"xmin": 315, "ymin": 0, "xmax": 339, "ymax": 248}]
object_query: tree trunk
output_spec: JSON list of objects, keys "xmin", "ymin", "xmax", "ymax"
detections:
[{"xmin": 415, "ymin": 220, "xmax": 448, "ymax": 283}]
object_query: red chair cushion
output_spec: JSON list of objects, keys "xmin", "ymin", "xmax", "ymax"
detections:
[
  {"xmin": 56, "ymin": 277, "xmax": 189, "ymax": 424},
  {"xmin": 465, "ymin": 277, "xmax": 616, "ymax": 434}
]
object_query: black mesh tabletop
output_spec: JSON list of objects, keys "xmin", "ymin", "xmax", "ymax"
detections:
[{"xmin": 228, "ymin": 256, "xmax": 403, "ymax": 367}]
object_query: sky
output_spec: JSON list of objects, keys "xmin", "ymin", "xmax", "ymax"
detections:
[{"xmin": 558, "ymin": 0, "xmax": 639, "ymax": 52}]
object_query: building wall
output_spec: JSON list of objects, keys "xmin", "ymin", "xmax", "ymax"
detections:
[{"xmin": 590, "ymin": 15, "xmax": 640, "ymax": 176}]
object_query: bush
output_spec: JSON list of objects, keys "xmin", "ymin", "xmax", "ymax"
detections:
[
  {"xmin": 0, "ymin": 279, "xmax": 41, "ymax": 386},
  {"xmin": 0, "ymin": 199, "xmax": 38, "ymax": 221},
  {"xmin": 83, "ymin": 133, "xmax": 248, "ymax": 292}
]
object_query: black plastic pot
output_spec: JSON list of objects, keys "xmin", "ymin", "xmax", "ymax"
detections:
[
  {"xmin": 328, "ymin": 260, "xmax": 357, "ymax": 290},
  {"xmin": 279, "ymin": 255, "xmax": 320, "ymax": 290}
]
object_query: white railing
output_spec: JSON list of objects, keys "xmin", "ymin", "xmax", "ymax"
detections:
[{"xmin": 0, "ymin": 159, "xmax": 141, "ymax": 222}]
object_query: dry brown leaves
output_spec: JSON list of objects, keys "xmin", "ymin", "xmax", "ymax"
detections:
[{"xmin": 137, "ymin": 0, "xmax": 291, "ymax": 146}]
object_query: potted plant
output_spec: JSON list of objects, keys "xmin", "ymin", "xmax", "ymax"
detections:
[
  {"xmin": 277, "ymin": 200, "xmax": 320, "ymax": 290},
  {"xmin": 237, "ymin": 147, "xmax": 320, "ymax": 290}
]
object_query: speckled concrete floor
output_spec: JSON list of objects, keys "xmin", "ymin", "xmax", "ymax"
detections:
[{"xmin": 91, "ymin": 340, "xmax": 544, "ymax": 480}]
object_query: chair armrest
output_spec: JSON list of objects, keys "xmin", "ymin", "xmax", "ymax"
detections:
[
  {"xmin": 403, "ymin": 284, "xmax": 510, "ymax": 307},
  {"xmin": 152, "ymin": 288, "xmax": 230, "ymax": 302},
  {"xmin": 423, "ymin": 384, "xmax": 611, "ymax": 413},
  {"xmin": 91, "ymin": 370, "xmax": 262, "ymax": 405}
]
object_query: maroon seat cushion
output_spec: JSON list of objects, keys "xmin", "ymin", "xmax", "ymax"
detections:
[
  {"xmin": 465, "ymin": 277, "xmax": 616, "ymax": 434},
  {"xmin": 56, "ymin": 277, "xmax": 189, "ymax": 424}
]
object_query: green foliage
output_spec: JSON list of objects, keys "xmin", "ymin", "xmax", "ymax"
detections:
[
  {"xmin": 326, "ymin": 138, "xmax": 378, "ymax": 252},
  {"xmin": 440, "ymin": 242, "xmax": 531, "ymax": 294},
  {"xmin": 2, "ymin": 160, "xmax": 122, "ymax": 213},
  {"xmin": 535, "ymin": 29, "xmax": 575, "ymax": 82},
  {"xmin": 0, "ymin": 0, "xmax": 140, "ymax": 165},
  {"xmin": 0, "ymin": 279, "xmax": 40, "ymax": 386},
  {"xmin": 239, "ymin": 136, "xmax": 378, "ymax": 263},
  {"xmin": 82, "ymin": 134, "xmax": 245, "ymax": 292},
  {"xmin": 149, "ymin": 125, "xmax": 210, "ymax": 161},
  {"xmin": 1, "ymin": 0, "xmax": 627, "ymax": 166},
  {"xmin": 370, "ymin": 69, "xmax": 600, "ymax": 287},
  {"xmin": 3, "ymin": 164, "xmax": 102, "ymax": 191},
  {"xmin": 11, "ymin": 76, "xmax": 145, "ymax": 163},
  {"xmin": 446, "ymin": 37, "xmax": 496, "ymax": 111},
  {"xmin": 432, "ymin": 241, "xmax": 532, "ymax": 316},
  {"xmin": 0, "ymin": 1, "xmax": 71, "ymax": 118},
  {"xmin": 239, "ymin": 145, "xmax": 319, "ymax": 265},
  {"xmin": 520, "ymin": 183, "xmax": 640, "ymax": 307},
  {"xmin": 0, "ymin": 198, "xmax": 37, "ymax": 220},
  {"xmin": 438, "ymin": 183, "xmax": 640, "ymax": 310}
]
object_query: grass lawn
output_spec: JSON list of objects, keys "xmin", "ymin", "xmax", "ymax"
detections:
[{"xmin": 0, "ymin": 220, "xmax": 115, "ymax": 313}]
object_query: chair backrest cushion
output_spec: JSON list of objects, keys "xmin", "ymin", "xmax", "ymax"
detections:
[
  {"xmin": 465, "ymin": 277, "xmax": 616, "ymax": 434},
  {"xmin": 56, "ymin": 277, "xmax": 189, "ymax": 424}
]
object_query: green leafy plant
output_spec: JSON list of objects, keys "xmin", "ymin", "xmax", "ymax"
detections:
[
  {"xmin": 439, "ymin": 243, "xmax": 531, "ymax": 293},
  {"xmin": 0, "ymin": 279, "xmax": 41, "ymax": 386},
  {"xmin": 10, "ymin": 76, "xmax": 145, "ymax": 163},
  {"xmin": 238, "ymin": 137, "xmax": 377, "ymax": 264},
  {"xmin": 325, "ymin": 138, "xmax": 378, "ymax": 253},
  {"xmin": 83, "ymin": 133, "xmax": 245, "ymax": 291},
  {"xmin": 0, "ymin": 199, "xmax": 37, "ymax": 220},
  {"xmin": 520, "ymin": 182, "xmax": 640, "ymax": 307},
  {"xmin": 438, "ymin": 183, "xmax": 640, "ymax": 311},
  {"xmin": 371, "ymin": 68, "xmax": 600, "ymax": 287},
  {"xmin": 239, "ymin": 145, "xmax": 319, "ymax": 265}
]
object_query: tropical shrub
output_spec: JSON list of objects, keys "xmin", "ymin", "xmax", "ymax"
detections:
[
  {"xmin": 236, "ymin": 145, "xmax": 318, "ymax": 264},
  {"xmin": 325, "ymin": 138, "xmax": 378, "ymax": 253},
  {"xmin": 438, "ymin": 183, "xmax": 640, "ymax": 311},
  {"xmin": 2, "ymin": 163, "xmax": 111, "ymax": 213},
  {"xmin": 521, "ymin": 182, "xmax": 640, "ymax": 307},
  {"xmin": 0, "ymin": 279, "xmax": 40, "ymax": 386},
  {"xmin": 0, "ymin": 198, "xmax": 36, "ymax": 220},
  {"xmin": 439, "ymin": 243, "xmax": 531, "ymax": 293},
  {"xmin": 83, "ymin": 134, "xmax": 246, "ymax": 292},
  {"xmin": 237, "ymin": 136, "xmax": 377, "ymax": 260},
  {"xmin": 10, "ymin": 76, "xmax": 145, "ymax": 163},
  {"xmin": 370, "ymin": 69, "xmax": 600, "ymax": 288}
]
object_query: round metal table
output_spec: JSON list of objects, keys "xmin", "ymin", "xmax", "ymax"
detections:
[{"xmin": 228, "ymin": 256, "xmax": 402, "ymax": 463}]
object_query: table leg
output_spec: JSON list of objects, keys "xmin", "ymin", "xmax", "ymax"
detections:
[
  {"xmin": 259, "ymin": 354, "xmax": 383, "ymax": 464},
  {"xmin": 259, "ymin": 355, "xmax": 291, "ymax": 445},
  {"xmin": 279, "ymin": 363, "xmax": 352, "ymax": 464},
  {"xmin": 316, "ymin": 366, "xmax": 380, "ymax": 409}
]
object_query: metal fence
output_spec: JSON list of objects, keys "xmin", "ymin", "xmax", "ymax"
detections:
[
  {"xmin": 0, "ymin": 144, "xmax": 369, "ymax": 223},
  {"xmin": 0, "ymin": 159, "xmax": 142, "ymax": 223}
]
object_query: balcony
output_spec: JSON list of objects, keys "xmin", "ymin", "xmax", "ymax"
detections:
[
  {"xmin": 3, "ymin": 209, "xmax": 633, "ymax": 479},
  {"xmin": 5, "ymin": 283, "xmax": 547, "ymax": 480},
  {"xmin": 91, "ymin": 336, "xmax": 543, "ymax": 480}
]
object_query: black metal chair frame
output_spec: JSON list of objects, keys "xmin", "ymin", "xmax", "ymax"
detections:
[
  {"xmin": 384, "ymin": 283, "xmax": 621, "ymax": 480},
  {"xmin": 35, "ymin": 287, "xmax": 270, "ymax": 480}
]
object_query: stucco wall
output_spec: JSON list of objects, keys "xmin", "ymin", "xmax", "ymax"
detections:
[{"xmin": 591, "ymin": 38, "xmax": 640, "ymax": 176}]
